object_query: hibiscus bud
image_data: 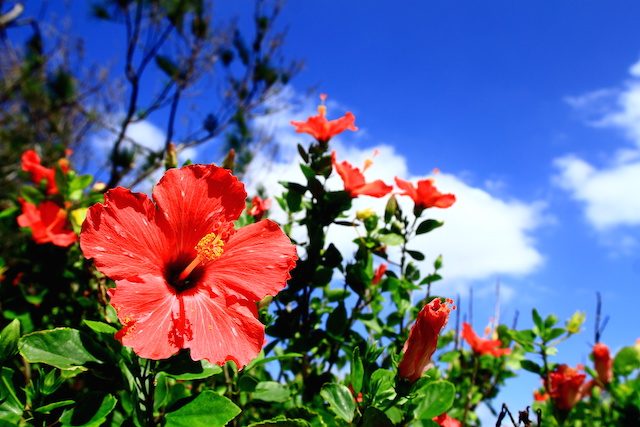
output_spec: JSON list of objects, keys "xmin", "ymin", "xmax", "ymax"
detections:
[
  {"xmin": 397, "ymin": 298, "xmax": 453, "ymax": 382},
  {"xmin": 566, "ymin": 311, "xmax": 586, "ymax": 334},
  {"xmin": 165, "ymin": 142, "xmax": 178, "ymax": 170},
  {"xmin": 356, "ymin": 208, "xmax": 376, "ymax": 221},
  {"xmin": 222, "ymin": 148, "xmax": 236, "ymax": 171},
  {"xmin": 592, "ymin": 343, "xmax": 613, "ymax": 385}
]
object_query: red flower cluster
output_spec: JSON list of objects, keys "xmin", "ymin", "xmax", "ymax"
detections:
[
  {"xmin": 17, "ymin": 200, "xmax": 77, "ymax": 247},
  {"xmin": 592, "ymin": 342, "xmax": 613, "ymax": 385},
  {"xmin": 80, "ymin": 165, "xmax": 298, "ymax": 368},
  {"xmin": 17, "ymin": 150, "xmax": 76, "ymax": 247},
  {"xmin": 548, "ymin": 364, "xmax": 587, "ymax": 410},
  {"xmin": 433, "ymin": 413, "xmax": 462, "ymax": 427},
  {"xmin": 395, "ymin": 177, "xmax": 456, "ymax": 211},
  {"xmin": 461, "ymin": 322, "xmax": 511, "ymax": 357},
  {"xmin": 21, "ymin": 149, "xmax": 69, "ymax": 195},
  {"xmin": 248, "ymin": 195, "xmax": 271, "ymax": 220},
  {"xmin": 290, "ymin": 94, "xmax": 357, "ymax": 143},
  {"xmin": 398, "ymin": 298, "xmax": 454, "ymax": 382},
  {"xmin": 331, "ymin": 151, "xmax": 392, "ymax": 198}
]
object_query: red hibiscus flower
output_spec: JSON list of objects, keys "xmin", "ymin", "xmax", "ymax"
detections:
[
  {"xmin": 433, "ymin": 413, "xmax": 462, "ymax": 427},
  {"xmin": 80, "ymin": 165, "xmax": 298, "ymax": 368},
  {"xmin": 394, "ymin": 177, "xmax": 456, "ymax": 210},
  {"xmin": 592, "ymin": 342, "xmax": 613, "ymax": 385},
  {"xmin": 461, "ymin": 322, "xmax": 511, "ymax": 357},
  {"xmin": 17, "ymin": 200, "xmax": 77, "ymax": 247},
  {"xmin": 548, "ymin": 364, "xmax": 587, "ymax": 410},
  {"xmin": 248, "ymin": 196, "xmax": 271, "ymax": 221},
  {"xmin": 372, "ymin": 263, "xmax": 387, "ymax": 285},
  {"xmin": 398, "ymin": 298, "xmax": 453, "ymax": 382},
  {"xmin": 290, "ymin": 94, "xmax": 358, "ymax": 143},
  {"xmin": 21, "ymin": 149, "xmax": 69, "ymax": 195},
  {"xmin": 331, "ymin": 151, "xmax": 392, "ymax": 198}
]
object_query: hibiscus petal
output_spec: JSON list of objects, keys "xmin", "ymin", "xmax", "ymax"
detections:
[
  {"xmin": 182, "ymin": 288, "xmax": 264, "ymax": 368},
  {"xmin": 152, "ymin": 165, "xmax": 246, "ymax": 254},
  {"xmin": 394, "ymin": 177, "xmax": 418, "ymax": 200},
  {"xmin": 353, "ymin": 180, "xmax": 393, "ymax": 198},
  {"xmin": 110, "ymin": 274, "xmax": 181, "ymax": 360},
  {"xmin": 80, "ymin": 188, "xmax": 167, "ymax": 280},
  {"xmin": 203, "ymin": 220, "xmax": 297, "ymax": 302}
]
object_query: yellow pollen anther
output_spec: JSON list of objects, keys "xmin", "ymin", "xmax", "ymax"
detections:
[
  {"xmin": 195, "ymin": 232, "xmax": 225, "ymax": 261},
  {"xmin": 317, "ymin": 93, "xmax": 328, "ymax": 116},
  {"xmin": 363, "ymin": 158, "xmax": 373, "ymax": 172},
  {"xmin": 178, "ymin": 233, "xmax": 225, "ymax": 281}
]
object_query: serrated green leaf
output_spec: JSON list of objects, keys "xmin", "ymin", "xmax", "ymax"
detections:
[
  {"xmin": 165, "ymin": 391, "xmax": 241, "ymax": 427},
  {"xmin": 378, "ymin": 232, "xmax": 403, "ymax": 246},
  {"xmin": 35, "ymin": 400, "xmax": 75, "ymax": 414},
  {"xmin": 248, "ymin": 416, "xmax": 310, "ymax": 427},
  {"xmin": 320, "ymin": 384, "xmax": 356, "ymax": 423},
  {"xmin": 19, "ymin": 328, "xmax": 100, "ymax": 369},
  {"xmin": 82, "ymin": 320, "xmax": 117, "ymax": 335},
  {"xmin": 413, "ymin": 380, "xmax": 455, "ymax": 420},
  {"xmin": 613, "ymin": 346, "xmax": 640, "ymax": 376}
]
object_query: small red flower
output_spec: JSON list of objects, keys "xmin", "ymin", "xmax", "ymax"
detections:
[
  {"xmin": 433, "ymin": 413, "xmax": 462, "ymax": 427},
  {"xmin": 17, "ymin": 200, "xmax": 77, "ymax": 247},
  {"xmin": 461, "ymin": 322, "xmax": 511, "ymax": 357},
  {"xmin": 372, "ymin": 263, "xmax": 387, "ymax": 285},
  {"xmin": 80, "ymin": 165, "xmax": 297, "ymax": 368},
  {"xmin": 398, "ymin": 298, "xmax": 453, "ymax": 382},
  {"xmin": 592, "ymin": 342, "xmax": 613, "ymax": 385},
  {"xmin": 331, "ymin": 151, "xmax": 392, "ymax": 198},
  {"xmin": 290, "ymin": 94, "xmax": 358, "ymax": 143},
  {"xmin": 21, "ymin": 149, "xmax": 69, "ymax": 195},
  {"xmin": 394, "ymin": 177, "xmax": 456, "ymax": 210},
  {"xmin": 548, "ymin": 364, "xmax": 587, "ymax": 410},
  {"xmin": 248, "ymin": 196, "xmax": 271, "ymax": 221}
]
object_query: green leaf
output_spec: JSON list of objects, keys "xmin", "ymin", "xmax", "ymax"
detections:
[
  {"xmin": 244, "ymin": 352, "xmax": 303, "ymax": 372},
  {"xmin": 0, "ymin": 319, "xmax": 20, "ymax": 362},
  {"xmin": 351, "ymin": 347, "xmax": 364, "ymax": 394},
  {"xmin": 35, "ymin": 400, "xmax": 75, "ymax": 414},
  {"xmin": 82, "ymin": 320, "xmax": 117, "ymax": 335},
  {"xmin": 320, "ymin": 383, "xmax": 356, "ymax": 423},
  {"xmin": 163, "ymin": 360, "xmax": 222, "ymax": 380},
  {"xmin": 532, "ymin": 309, "xmax": 544, "ymax": 332},
  {"xmin": 59, "ymin": 394, "xmax": 117, "ymax": 427},
  {"xmin": 252, "ymin": 381, "xmax": 290, "ymax": 403},
  {"xmin": 407, "ymin": 250, "xmax": 425, "ymax": 261},
  {"xmin": 18, "ymin": 328, "xmax": 100, "ymax": 369},
  {"xmin": 0, "ymin": 367, "xmax": 23, "ymax": 424},
  {"xmin": 378, "ymin": 232, "xmax": 404, "ymax": 246},
  {"xmin": 369, "ymin": 369, "xmax": 396, "ymax": 406},
  {"xmin": 520, "ymin": 360, "xmax": 541, "ymax": 374},
  {"xmin": 413, "ymin": 380, "xmax": 455, "ymax": 420},
  {"xmin": 415, "ymin": 219, "xmax": 443, "ymax": 235},
  {"xmin": 165, "ymin": 391, "xmax": 241, "ymax": 427},
  {"xmin": 326, "ymin": 303, "xmax": 348, "ymax": 337},
  {"xmin": 613, "ymin": 346, "xmax": 640, "ymax": 376}
]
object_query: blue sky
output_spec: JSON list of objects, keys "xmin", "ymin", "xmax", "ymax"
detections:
[{"xmin": 22, "ymin": 0, "xmax": 640, "ymax": 421}]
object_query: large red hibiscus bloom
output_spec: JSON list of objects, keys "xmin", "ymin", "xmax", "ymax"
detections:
[{"xmin": 80, "ymin": 165, "xmax": 297, "ymax": 368}]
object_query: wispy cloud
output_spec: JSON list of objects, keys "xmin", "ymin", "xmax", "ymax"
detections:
[{"xmin": 556, "ymin": 58, "xmax": 640, "ymax": 234}]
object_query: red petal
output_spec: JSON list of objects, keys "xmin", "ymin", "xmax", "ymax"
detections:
[
  {"xmin": 394, "ymin": 177, "xmax": 418, "ymax": 201},
  {"xmin": 203, "ymin": 220, "xmax": 297, "ymax": 302},
  {"xmin": 152, "ymin": 165, "xmax": 246, "ymax": 255},
  {"xmin": 80, "ymin": 188, "xmax": 168, "ymax": 281},
  {"xmin": 110, "ymin": 274, "xmax": 181, "ymax": 360},
  {"xmin": 182, "ymin": 289, "xmax": 264, "ymax": 368},
  {"xmin": 352, "ymin": 180, "xmax": 393, "ymax": 198}
]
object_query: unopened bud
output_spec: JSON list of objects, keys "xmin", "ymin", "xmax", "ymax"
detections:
[{"xmin": 165, "ymin": 143, "xmax": 178, "ymax": 170}]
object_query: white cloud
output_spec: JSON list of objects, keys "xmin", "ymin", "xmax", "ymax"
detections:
[
  {"xmin": 556, "ymin": 58, "xmax": 640, "ymax": 230},
  {"xmin": 245, "ymin": 88, "xmax": 545, "ymax": 290}
]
